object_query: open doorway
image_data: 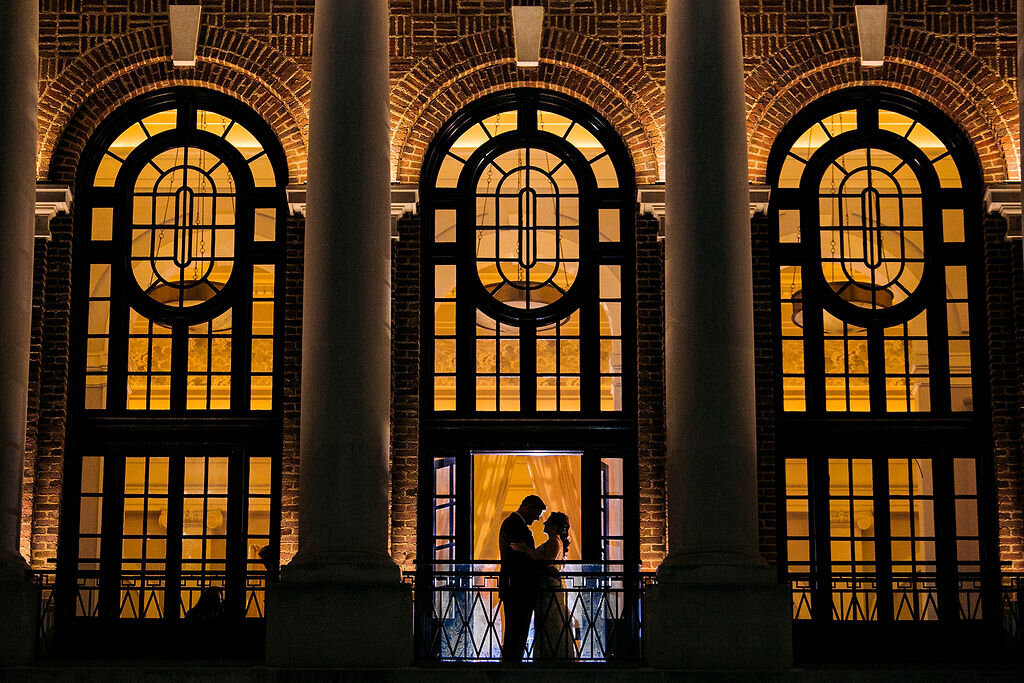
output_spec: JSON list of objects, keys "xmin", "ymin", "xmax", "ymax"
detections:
[{"xmin": 473, "ymin": 452, "xmax": 582, "ymax": 562}]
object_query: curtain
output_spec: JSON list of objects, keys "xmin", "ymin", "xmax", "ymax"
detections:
[
  {"xmin": 472, "ymin": 454, "xmax": 517, "ymax": 561},
  {"xmin": 526, "ymin": 455, "xmax": 582, "ymax": 561}
]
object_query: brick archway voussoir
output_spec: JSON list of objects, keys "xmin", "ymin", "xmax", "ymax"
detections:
[
  {"xmin": 40, "ymin": 26, "xmax": 311, "ymax": 184},
  {"xmin": 391, "ymin": 28, "xmax": 664, "ymax": 186},
  {"xmin": 744, "ymin": 26, "xmax": 1019, "ymax": 186}
]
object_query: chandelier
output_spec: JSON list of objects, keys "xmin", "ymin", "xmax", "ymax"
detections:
[{"xmin": 791, "ymin": 281, "xmax": 894, "ymax": 331}]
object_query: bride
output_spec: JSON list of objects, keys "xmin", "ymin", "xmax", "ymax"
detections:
[{"xmin": 511, "ymin": 511, "xmax": 575, "ymax": 661}]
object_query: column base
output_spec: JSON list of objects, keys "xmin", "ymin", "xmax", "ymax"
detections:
[
  {"xmin": 644, "ymin": 564, "xmax": 791, "ymax": 670},
  {"xmin": 0, "ymin": 577, "xmax": 38, "ymax": 665},
  {"xmin": 265, "ymin": 569, "xmax": 412, "ymax": 668}
]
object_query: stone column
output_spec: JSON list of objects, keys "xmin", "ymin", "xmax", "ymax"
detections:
[
  {"xmin": 644, "ymin": 0, "xmax": 791, "ymax": 669},
  {"xmin": 0, "ymin": 0, "xmax": 39, "ymax": 666},
  {"xmin": 265, "ymin": 0, "xmax": 411, "ymax": 667}
]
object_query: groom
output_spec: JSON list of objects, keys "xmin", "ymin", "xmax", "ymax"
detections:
[{"xmin": 498, "ymin": 494, "xmax": 546, "ymax": 662}]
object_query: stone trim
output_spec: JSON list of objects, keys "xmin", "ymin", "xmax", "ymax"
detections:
[
  {"xmin": 34, "ymin": 184, "xmax": 73, "ymax": 241},
  {"xmin": 638, "ymin": 183, "xmax": 771, "ymax": 238},
  {"xmin": 287, "ymin": 183, "xmax": 419, "ymax": 240},
  {"xmin": 985, "ymin": 182, "xmax": 1022, "ymax": 240}
]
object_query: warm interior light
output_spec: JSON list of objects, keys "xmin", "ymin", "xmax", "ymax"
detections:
[{"xmin": 473, "ymin": 452, "xmax": 582, "ymax": 562}]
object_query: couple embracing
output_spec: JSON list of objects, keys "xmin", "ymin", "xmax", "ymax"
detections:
[{"xmin": 497, "ymin": 495, "xmax": 575, "ymax": 662}]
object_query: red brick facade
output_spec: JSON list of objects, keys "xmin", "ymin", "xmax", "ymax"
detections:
[{"xmin": 25, "ymin": 1, "xmax": 1024, "ymax": 573}]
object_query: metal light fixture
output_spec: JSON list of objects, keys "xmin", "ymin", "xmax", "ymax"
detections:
[
  {"xmin": 149, "ymin": 280, "xmax": 232, "ymax": 331},
  {"xmin": 791, "ymin": 281, "xmax": 894, "ymax": 331},
  {"xmin": 477, "ymin": 280, "xmax": 568, "ymax": 331}
]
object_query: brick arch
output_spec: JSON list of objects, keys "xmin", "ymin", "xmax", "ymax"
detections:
[
  {"xmin": 40, "ymin": 25, "xmax": 311, "ymax": 184},
  {"xmin": 391, "ymin": 27, "xmax": 664, "ymax": 185},
  {"xmin": 745, "ymin": 25, "xmax": 1019, "ymax": 185}
]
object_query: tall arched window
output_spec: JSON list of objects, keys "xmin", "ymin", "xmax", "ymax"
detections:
[
  {"xmin": 419, "ymin": 89, "xmax": 637, "ymax": 570},
  {"xmin": 423, "ymin": 89, "xmax": 635, "ymax": 418},
  {"xmin": 768, "ymin": 88, "xmax": 995, "ymax": 649},
  {"xmin": 64, "ymin": 89, "xmax": 285, "ymax": 644}
]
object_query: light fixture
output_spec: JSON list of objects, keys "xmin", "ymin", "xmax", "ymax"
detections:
[
  {"xmin": 855, "ymin": 5, "xmax": 888, "ymax": 68},
  {"xmin": 169, "ymin": 4, "xmax": 202, "ymax": 67},
  {"xmin": 149, "ymin": 280, "xmax": 221, "ymax": 307},
  {"xmin": 511, "ymin": 5, "xmax": 544, "ymax": 68},
  {"xmin": 791, "ymin": 281, "xmax": 894, "ymax": 332},
  {"xmin": 149, "ymin": 280, "xmax": 232, "ymax": 332},
  {"xmin": 477, "ymin": 280, "xmax": 569, "ymax": 331}
]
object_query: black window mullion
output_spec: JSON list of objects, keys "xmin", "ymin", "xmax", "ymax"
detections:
[
  {"xmin": 520, "ymin": 323, "xmax": 537, "ymax": 413},
  {"xmin": 225, "ymin": 448, "xmax": 245, "ymax": 616},
  {"xmin": 165, "ymin": 454, "xmax": 184, "ymax": 621},
  {"xmin": 867, "ymin": 327, "xmax": 886, "ymax": 414},
  {"xmin": 872, "ymin": 456, "xmax": 894, "ymax": 623},
  {"xmin": 929, "ymin": 454, "xmax": 960, "ymax": 621},
  {"xmin": 809, "ymin": 455, "xmax": 833, "ymax": 623},
  {"xmin": 169, "ymin": 319, "xmax": 188, "ymax": 413}
]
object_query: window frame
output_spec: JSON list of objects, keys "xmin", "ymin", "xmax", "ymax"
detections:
[
  {"xmin": 61, "ymin": 88, "xmax": 287, "ymax": 642},
  {"xmin": 420, "ymin": 88, "xmax": 637, "ymax": 419},
  {"xmin": 766, "ymin": 88, "xmax": 999, "ymax": 649}
]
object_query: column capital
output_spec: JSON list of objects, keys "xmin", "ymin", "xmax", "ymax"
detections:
[
  {"xmin": 35, "ymin": 183, "xmax": 73, "ymax": 240},
  {"xmin": 638, "ymin": 183, "xmax": 770, "ymax": 238},
  {"xmin": 984, "ymin": 182, "xmax": 1021, "ymax": 240},
  {"xmin": 286, "ymin": 183, "xmax": 419, "ymax": 239}
]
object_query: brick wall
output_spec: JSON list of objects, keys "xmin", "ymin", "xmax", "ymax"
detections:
[
  {"xmin": 25, "ymin": 1, "xmax": 1024, "ymax": 573},
  {"xmin": 280, "ymin": 212, "xmax": 305, "ymax": 563},
  {"xmin": 29, "ymin": 216, "xmax": 73, "ymax": 568},
  {"xmin": 984, "ymin": 215, "xmax": 1024, "ymax": 570},
  {"xmin": 635, "ymin": 214, "xmax": 666, "ymax": 570},
  {"xmin": 391, "ymin": 215, "xmax": 421, "ymax": 568}
]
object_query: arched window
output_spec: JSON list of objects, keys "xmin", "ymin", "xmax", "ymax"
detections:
[
  {"xmin": 416, "ymin": 89, "xmax": 638, "ymax": 661},
  {"xmin": 420, "ymin": 90, "xmax": 635, "ymax": 571},
  {"xmin": 422, "ymin": 89, "xmax": 635, "ymax": 417},
  {"xmin": 768, "ymin": 88, "xmax": 994, "ymax": 645},
  {"xmin": 77, "ymin": 88, "xmax": 285, "ymax": 414},
  {"xmin": 65, "ymin": 89, "xmax": 285, "ymax": 639}
]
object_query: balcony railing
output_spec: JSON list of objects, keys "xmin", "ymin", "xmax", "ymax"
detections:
[
  {"xmin": 31, "ymin": 569, "xmax": 269, "ymax": 656},
  {"xmin": 789, "ymin": 572, "xmax": 1016, "ymax": 623},
  {"xmin": 404, "ymin": 562, "xmax": 654, "ymax": 663},
  {"xmin": 29, "ymin": 568, "xmax": 1024, "ymax": 661}
]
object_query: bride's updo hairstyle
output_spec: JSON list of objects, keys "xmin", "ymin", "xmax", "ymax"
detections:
[{"xmin": 547, "ymin": 511, "xmax": 571, "ymax": 554}]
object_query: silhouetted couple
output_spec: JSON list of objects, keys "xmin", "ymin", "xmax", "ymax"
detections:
[{"xmin": 497, "ymin": 494, "xmax": 575, "ymax": 662}]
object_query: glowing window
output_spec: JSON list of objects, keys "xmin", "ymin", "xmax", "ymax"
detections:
[{"xmin": 424, "ymin": 90, "xmax": 634, "ymax": 416}]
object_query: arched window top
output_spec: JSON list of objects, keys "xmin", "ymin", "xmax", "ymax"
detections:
[
  {"xmin": 768, "ymin": 88, "xmax": 982, "ymax": 416},
  {"xmin": 76, "ymin": 88, "xmax": 286, "ymax": 414},
  {"xmin": 426, "ymin": 89, "xmax": 631, "ymax": 194},
  {"xmin": 422, "ymin": 89, "xmax": 635, "ymax": 417},
  {"xmin": 768, "ymin": 88, "xmax": 975, "ymax": 195}
]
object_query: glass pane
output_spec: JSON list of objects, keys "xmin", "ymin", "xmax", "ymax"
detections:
[
  {"xmin": 92, "ymin": 207, "xmax": 114, "ymax": 240},
  {"xmin": 435, "ymin": 209, "xmax": 457, "ymax": 243},
  {"xmin": 254, "ymin": 208, "xmax": 276, "ymax": 241},
  {"xmin": 599, "ymin": 208, "xmax": 620, "ymax": 242}
]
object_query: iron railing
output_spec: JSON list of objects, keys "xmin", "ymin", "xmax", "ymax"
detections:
[
  {"xmin": 405, "ymin": 562, "xmax": 654, "ymax": 663},
  {"xmin": 789, "ymin": 572, "xmax": 1000, "ymax": 623},
  {"xmin": 30, "ymin": 568, "xmax": 1024, "ymax": 661},
  {"xmin": 32, "ymin": 568, "xmax": 268, "ymax": 652}
]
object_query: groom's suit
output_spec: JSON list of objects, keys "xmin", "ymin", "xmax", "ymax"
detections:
[{"xmin": 498, "ymin": 511, "xmax": 537, "ymax": 662}]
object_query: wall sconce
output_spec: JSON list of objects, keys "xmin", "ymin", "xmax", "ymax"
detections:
[
  {"xmin": 512, "ymin": 5, "xmax": 544, "ymax": 68},
  {"xmin": 855, "ymin": 5, "xmax": 888, "ymax": 68}
]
